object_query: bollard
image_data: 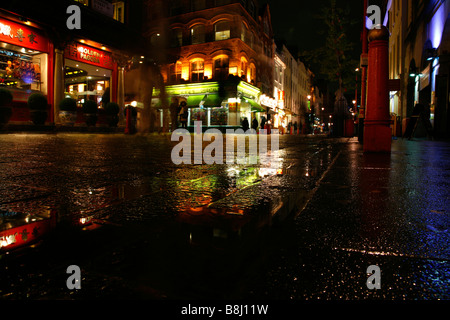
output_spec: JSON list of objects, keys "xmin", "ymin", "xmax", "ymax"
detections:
[
  {"xmin": 125, "ymin": 106, "xmax": 131, "ymax": 134},
  {"xmin": 363, "ymin": 26, "xmax": 392, "ymax": 153}
]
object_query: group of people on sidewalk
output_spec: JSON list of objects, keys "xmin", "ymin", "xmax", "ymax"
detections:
[{"xmin": 169, "ymin": 97, "xmax": 302, "ymax": 134}]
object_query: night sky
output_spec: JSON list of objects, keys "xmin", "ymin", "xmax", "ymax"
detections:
[{"xmin": 265, "ymin": 0, "xmax": 385, "ymax": 57}]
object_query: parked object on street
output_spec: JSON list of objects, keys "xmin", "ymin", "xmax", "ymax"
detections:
[
  {"xmin": 105, "ymin": 102, "xmax": 120, "ymax": 127},
  {"xmin": 82, "ymin": 100, "xmax": 98, "ymax": 127},
  {"xmin": 27, "ymin": 92, "xmax": 48, "ymax": 125},
  {"xmin": 124, "ymin": 105, "xmax": 137, "ymax": 134},
  {"xmin": 0, "ymin": 88, "xmax": 13, "ymax": 128}
]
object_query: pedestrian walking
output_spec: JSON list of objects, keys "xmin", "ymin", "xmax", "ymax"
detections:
[
  {"xmin": 242, "ymin": 117, "xmax": 249, "ymax": 132},
  {"xmin": 260, "ymin": 116, "xmax": 266, "ymax": 131},
  {"xmin": 179, "ymin": 101, "xmax": 188, "ymax": 129},
  {"xmin": 252, "ymin": 117, "xmax": 258, "ymax": 132}
]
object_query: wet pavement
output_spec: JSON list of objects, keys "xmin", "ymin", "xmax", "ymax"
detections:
[{"xmin": 0, "ymin": 133, "xmax": 448, "ymax": 301}]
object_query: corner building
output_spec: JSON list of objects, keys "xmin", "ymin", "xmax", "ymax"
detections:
[{"xmin": 144, "ymin": 0, "xmax": 276, "ymax": 132}]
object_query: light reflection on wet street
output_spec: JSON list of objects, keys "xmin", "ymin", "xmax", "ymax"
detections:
[{"xmin": 0, "ymin": 133, "xmax": 448, "ymax": 300}]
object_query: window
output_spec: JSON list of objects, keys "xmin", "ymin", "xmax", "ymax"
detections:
[
  {"xmin": 191, "ymin": 25, "xmax": 205, "ymax": 44},
  {"xmin": 0, "ymin": 43, "xmax": 48, "ymax": 95},
  {"xmin": 240, "ymin": 58, "xmax": 247, "ymax": 79},
  {"xmin": 64, "ymin": 58, "xmax": 111, "ymax": 108},
  {"xmin": 249, "ymin": 64, "xmax": 256, "ymax": 84},
  {"xmin": 241, "ymin": 22, "xmax": 247, "ymax": 42},
  {"xmin": 248, "ymin": 32, "xmax": 254, "ymax": 49},
  {"xmin": 191, "ymin": 60, "xmax": 204, "ymax": 82},
  {"xmin": 169, "ymin": 63, "xmax": 182, "ymax": 83},
  {"xmin": 113, "ymin": 1, "xmax": 125, "ymax": 23},
  {"xmin": 214, "ymin": 56, "xmax": 229, "ymax": 80},
  {"xmin": 171, "ymin": 29, "xmax": 183, "ymax": 47},
  {"xmin": 215, "ymin": 21, "xmax": 230, "ymax": 41}
]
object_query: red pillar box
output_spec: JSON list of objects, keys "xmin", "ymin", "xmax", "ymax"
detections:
[{"xmin": 363, "ymin": 26, "xmax": 392, "ymax": 153}]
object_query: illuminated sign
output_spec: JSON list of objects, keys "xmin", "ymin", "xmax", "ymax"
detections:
[
  {"xmin": 0, "ymin": 18, "xmax": 49, "ymax": 52},
  {"xmin": 259, "ymin": 94, "xmax": 277, "ymax": 109},
  {"xmin": 65, "ymin": 43, "xmax": 113, "ymax": 69},
  {"xmin": 155, "ymin": 83, "xmax": 220, "ymax": 96},
  {"xmin": 237, "ymin": 81, "xmax": 259, "ymax": 100}
]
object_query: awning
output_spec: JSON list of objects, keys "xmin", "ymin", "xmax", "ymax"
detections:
[
  {"xmin": 203, "ymin": 94, "xmax": 223, "ymax": 108},
  {"xmin": 243, "ymin": 98, "xmax": 265, "ymax": 112},
  {"xmin": 187, "ymin": 95, "xmax": 207, "ymax": 108}
]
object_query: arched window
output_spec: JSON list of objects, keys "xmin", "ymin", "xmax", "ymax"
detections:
[
  {"xmin": 249, "ymin": 63, "xmax": 256, "ymax": 84},
  {"xmin": 214, "ymin": 21, "xmax": 230, "ymax": 41},
  {"xmin": 240, "ymin": 57, "xmax": 248, "ymax": 79},
  {"xmin": 170, "ymin": 28, "xmax": 183, "ymax": 47},
  {"xmin": 169, "ymin": 62, "xmax": 182, "ymax": 83},
  {"xmin": 191, "ymin": 60, "xmax": 204, "ymax": 81},
  {"xmin": 191, "ymin": 25, "xmax": 205, "ymax": 44},
  {"xmin": 214, "ymin": 56, "xmax": 229, "ymax": 80}
]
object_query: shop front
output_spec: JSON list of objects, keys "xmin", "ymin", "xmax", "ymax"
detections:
[
  {"xmin": 63, "ymin": 42, "xmax": 116, "ymax": 125},
  {"xmin": 258, "ymin": 94, "xmax": 278, "ymax": 131},
  {"xmin": 0, "ymin": 16, "xmax": 52, "ymax": 124},
  {"xmin": 152, "ymin": 80, "xmax": 264, "ymax": 132}
]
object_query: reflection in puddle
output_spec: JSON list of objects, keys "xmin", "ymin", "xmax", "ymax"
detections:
[{"xmin": 0, "ymin": 207, "xmax": 56, "ymax": 252}]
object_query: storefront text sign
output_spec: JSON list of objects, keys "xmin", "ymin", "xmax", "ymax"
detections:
[
  {"xmin": 0, "ymin": 18, "xmax": 49, "ymax": 52},
  {"xmin": 65, "ymin": 43, "xmax": 113, "ymax": 69},
  {"xmin": 259, "ymin": 94, "xmax": 277, "ymax": 109}
]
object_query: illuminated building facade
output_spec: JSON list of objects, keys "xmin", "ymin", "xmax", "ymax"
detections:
[
  {"xmin": 143, "ymin": 0, "xmax": 276, "ymax": 131},
  {"xmin": 383, "ymin": 0, "xmax": 450, "ymax": 137}
]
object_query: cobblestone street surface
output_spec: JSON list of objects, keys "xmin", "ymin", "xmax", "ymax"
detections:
[{"xmin": 0, "ymin": 133, "xmax": 448, "ymax": 301}]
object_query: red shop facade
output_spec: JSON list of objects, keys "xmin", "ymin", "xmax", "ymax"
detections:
[
  {"xmin": 0, "ymin": 14, "xmax": 124, "ymax": 127},
  {"xmin": 63, "ymin": 41, "xmax": 118, "ymax": 125},
  {"xmin": 0, "ymin": 16, "xmax": 54, "ymax": 124}
]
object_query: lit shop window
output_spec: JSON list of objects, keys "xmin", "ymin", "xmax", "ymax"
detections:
[
  {"xmin": 214, "ymin": 21, "xmax": 230, "ymax": 41},
  {"xmin": 190, "ymin": 60, "xmax": 204, "ymax": 82},
  {"xmin": 64, "ymin": 59, "xmax": 111, "ymax": 108},
  {"xmin": 0, "ymin": 43, "xmax": 48, "ymax": 95}
]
